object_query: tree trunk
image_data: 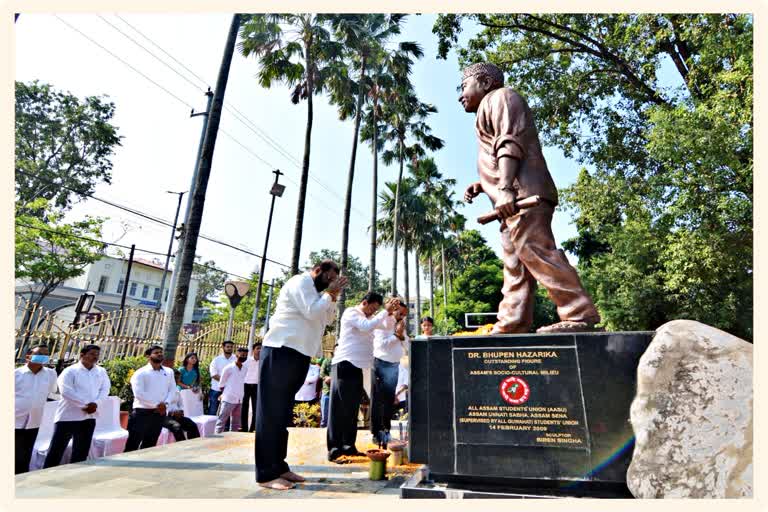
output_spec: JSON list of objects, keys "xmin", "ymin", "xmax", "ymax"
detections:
[
  {"xmin": 415, "ymin": 250, "xmax": 421, "ymax": 335},
  {"xmin": 390, "ymin": 138, "xmax": 404, "ymax": 295},
  {"xmin": 441, "ymin": 244, "xmax": 448, "ymax": 318},
  {"xmin": 403, "ymin": 240, "xmax": 410, "ymax": 321},
  {"xmin": 162, "ymin": 14, "xmax": 240, "ymax": 359},
  {"xmin": 337, "ymin": 56, "xmax": 366, "ymax": 335},
  {"xmin": 290, "ymin": 41, "xmax": 315, "ymax": 276},
  {"xmin": 429, "ymin": 254, "xmax": 435, "ymax": 318},
  {"xmin": 368, "ymin": 97, "xmax": 378, "ymax": 292}
]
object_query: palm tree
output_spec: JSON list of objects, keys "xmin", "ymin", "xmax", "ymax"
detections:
[
  {"xmin": 380, "ymin": 90, "xmax": 443, "ymax": 295},
  {"xmin": 360, "ymin": 42, "xmax": 422, "ymax": 291},
  {"xmin": 239, "ymin": 14, "xmax": 345, "ymax": 275},
  {"xmin": 327, "ymin": 14, "xmax": 418, "ymax": 326}
]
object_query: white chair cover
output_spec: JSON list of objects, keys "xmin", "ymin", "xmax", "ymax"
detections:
[
  {"xmin": 90, "ymin": 396, "xmax": 129, "ymax": 458},
  {"xmin": 30, "ymin": 400, "xmax": 71, "ymax": 470},
  {"xmin": 180, "ymin": 389, "xmax": 217, "ymax": 437}
]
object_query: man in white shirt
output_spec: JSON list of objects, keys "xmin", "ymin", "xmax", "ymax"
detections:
[
  {"xmin": 216, "ymin": 347, "xmax": 249, "ymax": 433},
  {"xmin": 43, "ymin": 344, "xmax": 110, "ymax": 468},
  {"xmin": 161, "ymin": 370, "xmax": 201, "ymax": 442},
  {"xmin": 240, "ymin": 343, "xmax": 261, "ymax": 433},
  {"xmin": 371, "ymin": 300, "xmax": 409, "ymax": 443},
  {"xmin": 15, "ymin": 344, "xmax": 58, "ymax": 473},
  {"xmin": 124, "ymin": 345, "xmax": 176, "ymax": 452},
  {"xmin": 294, "ymin": 361, "xmax": 321, "ymax": 403},
  {"xmin": 327, "ymin": 292, "xmax": 399, "ymax": 462},
  {"xmin": 255, "ymin": 259, "xmax": 347, "ymax": 491},
  {"xmin": 208, "ymin": 340, "xmax": 235, "ymax": 416},
  {"xmin": 394, "ymin": 356, "xmax": 410, "ymax": 417}
]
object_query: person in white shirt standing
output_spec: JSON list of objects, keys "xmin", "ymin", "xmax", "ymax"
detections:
[
  {"xmin": 255, "ymin": 259, "xmax": 347, "ymax": 491},
  {"xmin": 15, "ymin": 344, "xmax": 58, "ymax": 473},
  {"xmin": 43, "ymin": 344, "xmax": 110, "ymax": 468},
  {"xmin": 124, "ymin": 345, "xmax": 176, "ymax": 452},
  {"xmin": 394, "ymin": 356, "xmax": 410, "ymax": 418},
  {"xmin": 208, "ymin": 340, "xmax": 235, "ymax": 416},
  {"xmin": 371, "ymin": 300, "xmax": 409, "ymax": 443},
  {"xmin": 327, "ymin": 292, "xmax": 399, "ymax": 462},
  {"xmin": 294, "ymin": 360, "xmax": 321, "ymax": 404},
  {"xmin": 240, "ymin": 343, "xmax": 261, "ymax": 433},
  {"xmin": 216, "ymin": 347, "xmax": 249, "ymax": 433}
]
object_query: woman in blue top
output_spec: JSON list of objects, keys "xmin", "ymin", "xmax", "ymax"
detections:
[{"xmin": 178, "ymin": 352, "xmax": 200, "ymax": 392}]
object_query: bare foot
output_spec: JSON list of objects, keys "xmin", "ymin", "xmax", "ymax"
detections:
[
  {"xmin": 280, "ymin": 471, "xmax": 306, "ymax": 483},
  {"xmin": 258, "ymin": 478, "xmax": 295, "ymax": 490},
  {"xmin": 536, "ymin": 320, "xmax": 600, "ymax": 333}
]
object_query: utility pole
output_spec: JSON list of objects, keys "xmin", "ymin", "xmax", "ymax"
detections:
[
  {"xmin": 248, "ymin": 169, "xmax": 285, "ymax": 350},
  {"xmin": 156, "ymin": 191, "xmax": 186, "ymax": 311},
  {"xmin": 163, "ymin": 88, "xmax": 214, "ymax": 320},
  {"xmin": 262, "ymin": 278, "xmax": 276, "ymax": 334},
  {"xmin": 162, "ymin": 14, "xmax": 241, "ymax": 362},
  {"xmin": 118, "ymin": 244, "xmax": 136, "ymax": 335},
  {"xmin": 119, "ymin": 244, "xmax": 136, "ymax": 312}
]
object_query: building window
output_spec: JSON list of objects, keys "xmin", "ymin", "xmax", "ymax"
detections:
[
  {"xmin": 117, "ymin": 279, "xmax": 124, "ymax": 294},
  {"xmin": 153, "ymin": 287, "xmax": 161, "ymax": 300},
  {"xmin": 97, "ymin": 276, "xmax": 109, "ymax": 293},
  {"xmin": 129, "ymin": 282, "xmax": 137, "ymax": 296},
  {"xmin": 142, "ymin": 285, "xmax": 149, "ymax": 299}
]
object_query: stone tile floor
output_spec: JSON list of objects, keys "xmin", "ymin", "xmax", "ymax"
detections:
[{"xmin": 15, "ymin": 429, "xmax": 418, "ymax": 499}]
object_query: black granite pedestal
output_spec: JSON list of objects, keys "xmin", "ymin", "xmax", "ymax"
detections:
[{"xmin": 403, "ymin": 332, "xmax": 653, "ymax": 499}]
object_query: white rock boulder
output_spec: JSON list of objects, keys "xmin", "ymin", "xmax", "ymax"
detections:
[{"xmin": 626, "ymin": 320, "xmax": 752, "ymax": 498}]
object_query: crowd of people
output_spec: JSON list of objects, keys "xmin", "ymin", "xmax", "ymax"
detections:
[{"xmin": 15, "ymin": 258, "xmax": 424, "ymax": 494}]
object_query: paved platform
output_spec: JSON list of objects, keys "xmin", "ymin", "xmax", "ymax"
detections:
[{"xmin": 15, "ymin": 429, "xmax": 417, "ymax": 499}]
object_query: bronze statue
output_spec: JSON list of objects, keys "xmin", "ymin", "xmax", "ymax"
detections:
[{"xmin": 459, "ymin": 62, "xmax": 600, "ymax": 334}]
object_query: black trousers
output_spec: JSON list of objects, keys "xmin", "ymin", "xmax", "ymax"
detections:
[
  {"xmin": 255, "ymin": 346, "xmax": 310, "ymax": 483},
  {"xmin": 162, "ymin": 414, "xmax": 200, "ymax": 442},
  {"xmin": 43, "ymin": 419, "xmax": 96, "ymax": 468},
  {"xmin": 327, "ymin": 361, "xmax": 363, "ymax": 456},
  {"xmin": 241, "ymin": 383, "xmax": 258, "ymax": 432},
  {"xmin": 15, "ymin": 428, "xmax": 39, "ymax": 474},
  {"xmin": 124, "ymin": 408, "xmax": 164, "ymax": 452}
]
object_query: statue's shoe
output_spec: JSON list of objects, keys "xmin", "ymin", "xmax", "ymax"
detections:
[
  {"xmin": 490, "ymin": 323, "xmax": 529, "ymax": 335},
  {"xmin": 536, "ymin": 319, "xmax": 602, "ymax": 333}
]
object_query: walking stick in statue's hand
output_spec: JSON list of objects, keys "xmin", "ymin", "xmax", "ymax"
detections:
[{"xmin": 476, "ymin": 195, "xmax": 542, "ymax": 225}]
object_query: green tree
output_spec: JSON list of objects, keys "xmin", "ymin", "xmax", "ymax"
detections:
[
  {"xmin": 435, "ymin": 14, "xmax": 752, "ymax": 339},
  {"xmin": 239, "ymin": 14, "xmax": 345, "ymax": 276},
  {"xmin": 191, "ymin": 257, "xmax": 227, "ymax": 309},
  {"xmin": 327, "ymin": 14, "xmax": 420, "ymax": 324},
  {"xmin": 305, "ymin": 249, "xmax": 383, "ymax": 306},
  {"xmin": 15, "ymin": 81, "xmax": 121, "ymax": 215},
  {"xmin": 15, "ymin": 198, "xmax": 105, "ymax": 317},
  {"xmin": 379, "ymin": 87, "xmax": 444, "ymax": 295}
]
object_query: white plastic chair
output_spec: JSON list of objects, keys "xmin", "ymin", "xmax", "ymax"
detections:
[
  {"xmin": 30, "ymin": 400, "xmax": 71, "ymax": 470},
  {"xmin": 90, "ymin": 396, "xmax": 129, "ymax": 458},
  {"xmin": 180, "ymin": 389, "xmax": 217, "ymax": 437}
]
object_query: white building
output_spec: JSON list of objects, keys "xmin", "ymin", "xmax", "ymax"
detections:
[{"xmin": 15, "ymin": 255, "xmax": 200, "ymax": 325}]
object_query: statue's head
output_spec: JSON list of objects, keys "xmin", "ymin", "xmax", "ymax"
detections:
[{"xmin": 459, "ymin": 62, "xmax": 504, "ymax": 113}]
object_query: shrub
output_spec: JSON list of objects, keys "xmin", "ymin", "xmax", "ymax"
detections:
[
  {"xmin": 293, "ymin": 402, "xmax": 321, "ymax": 428},
  {"xmin": 101, "ymin": 356, "xmax": 146, "ymax": 396}
]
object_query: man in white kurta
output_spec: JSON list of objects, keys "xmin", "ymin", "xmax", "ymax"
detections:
[
  {"xmin": 327, "ymin": 293, "xmax": 398, "ymax": 461},
  {"xmin": 255, "ymin": 260, "xmax": 347, "ymax": 490},
  {"xmin": 43, "ymin": 344, "xmax": 110, "ymax": 468},
  {"xmin": 15, "ymin": 344, "xmax": 58, "ymax": 473}
]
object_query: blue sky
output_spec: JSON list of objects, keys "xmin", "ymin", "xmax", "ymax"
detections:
[{"xmin": 16, "ymin": 13, "xmax": 643, "ymax": 299}]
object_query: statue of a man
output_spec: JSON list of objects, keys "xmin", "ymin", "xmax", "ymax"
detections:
[{"xmin": 459, "ymin": 62, "xmax": 600, "ymax": 334}]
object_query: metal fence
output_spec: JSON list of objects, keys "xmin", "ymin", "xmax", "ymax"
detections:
[{"xmin": 14, "ymin": 298, "xmax": 256, "ymax": 364}]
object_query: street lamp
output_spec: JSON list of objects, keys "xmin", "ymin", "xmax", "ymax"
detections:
[
  {"xmin": 248, "ymin": 169, "xmax": 285, "ymax": 350},
  {"xmin": 224, "ymin": 280, "xmax": 250, "ymax": 341}
]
